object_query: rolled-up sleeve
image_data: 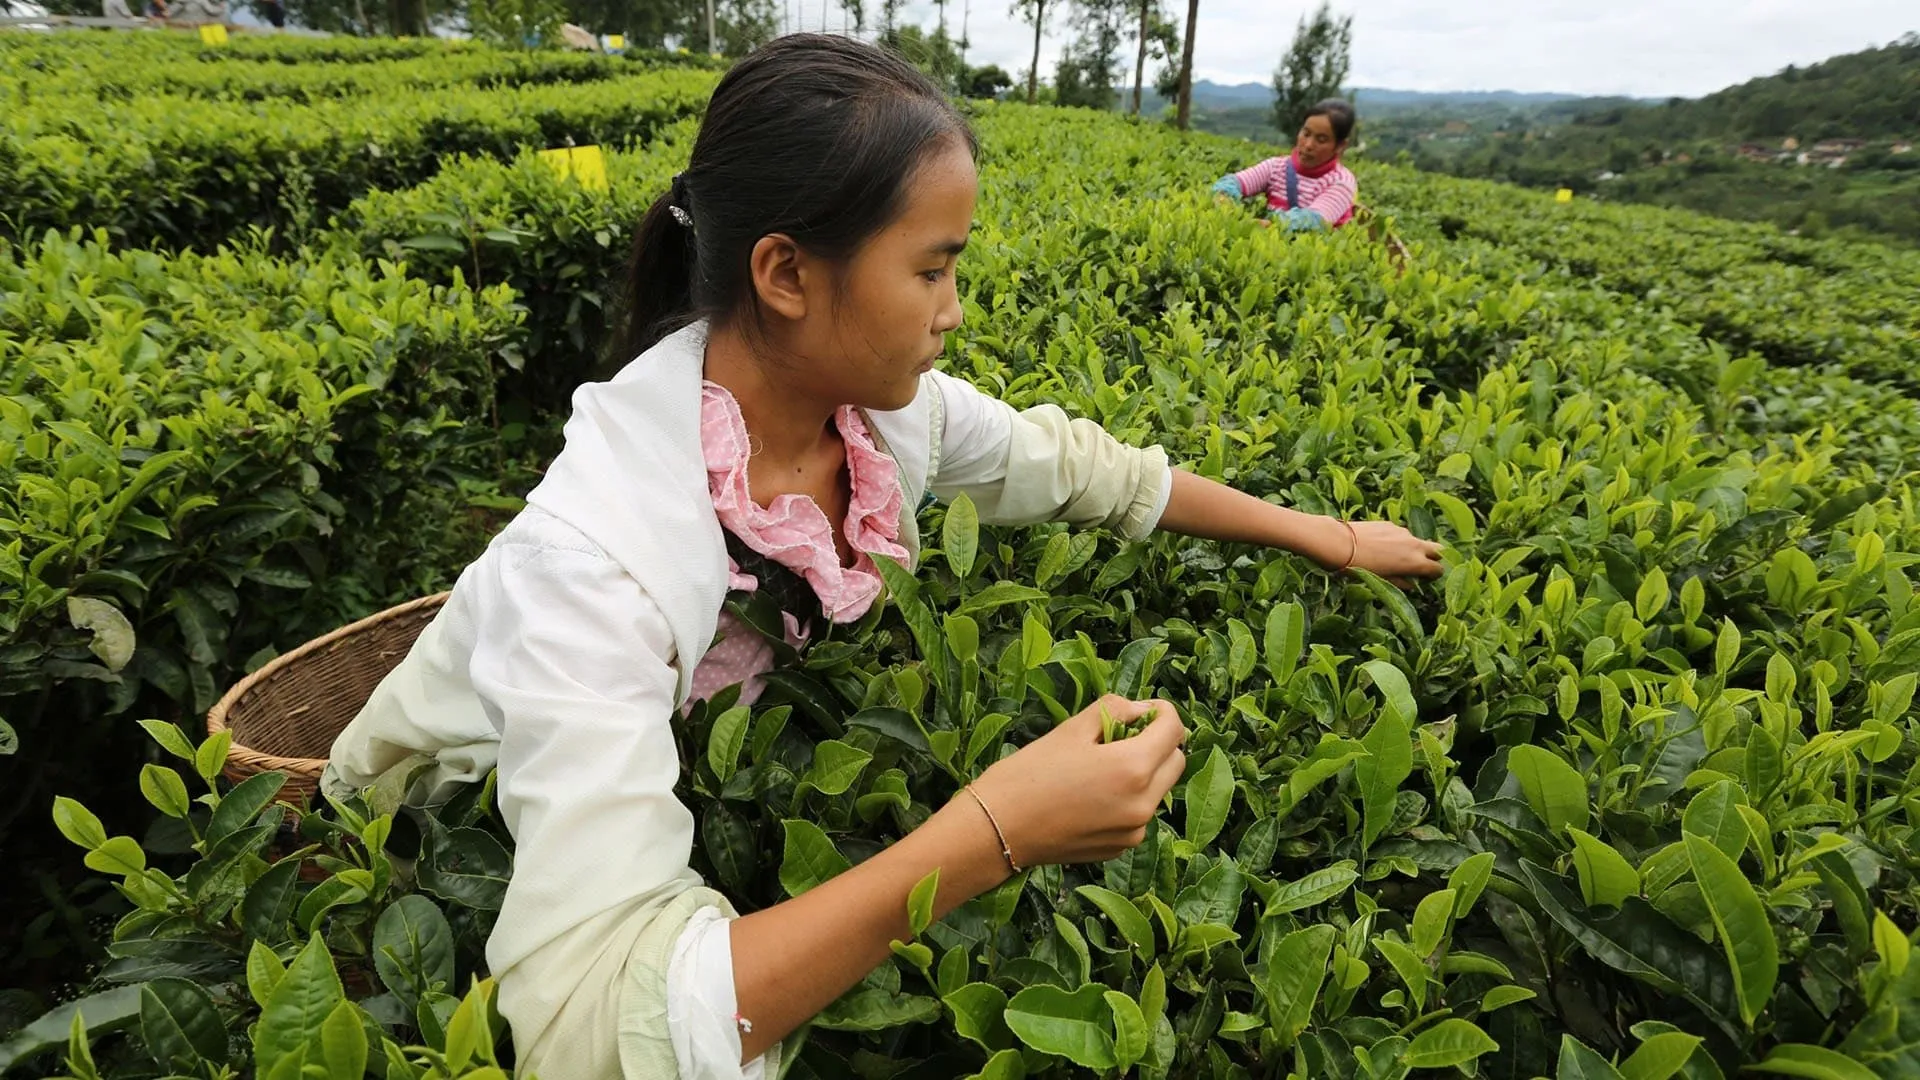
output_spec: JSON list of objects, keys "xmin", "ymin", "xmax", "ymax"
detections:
[
  {"xmin": 926, "ymin": 370, "xmax": 1171, "ymax": 540},
  {"xmin": 470, "ymin": 538, "xmax": 770, "ymax": 1079}
]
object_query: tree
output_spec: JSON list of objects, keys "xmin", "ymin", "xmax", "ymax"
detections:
[
  {"xmin": 1054, "ymin": 0, "xmax": 1126, "ymax": 110},
  {"xmin": 1127, "ymin": 0, "xmax": 1176, "ymax": 115},
  {"xmin": 1172, "ymin": 0, "xmax": 1196, "ymax": 129},
  {"xmin": 1010, "ymin": 0, "xmax": 1052, "ymax": 104},
  {"xmin": 964, "ymin": 63, "xmax": 1013, "ymax": 99},
  {"xmin": 1271, "ymin": 1, "xmax": 1351, "ymax": 138},
  {"xmin": 886, "ymin": 22, "xmax": 965, "ymax": 90}
]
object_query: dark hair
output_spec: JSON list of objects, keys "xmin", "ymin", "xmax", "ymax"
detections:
[
  {"xmin": 617, "ymin": 33, "xmax": 978, "ymax": 361},
  {"xmin": 1304, "ymin": 98, "xmax": 1356, "ymax": 142}
]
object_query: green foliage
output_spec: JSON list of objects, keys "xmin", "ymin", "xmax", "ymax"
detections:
[
  {"xmin": 0, "ymin": 230, "xmax": 526, "ymax": 838},
  {"xmin": 2, "ymin": 45, "xmax": 717, "ymax": 251}
]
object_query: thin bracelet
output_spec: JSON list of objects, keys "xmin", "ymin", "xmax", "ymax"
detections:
[
  {"xmin": 964, "ymin": 785, "xmax": 1022, "ymax": 874},
  {"xmin": 1338, "ymin": 519, "xmax": 1359, "ymax": 572}
]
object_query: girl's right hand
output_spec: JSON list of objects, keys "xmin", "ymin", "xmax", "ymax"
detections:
[{"xmin": 968, "ymin": 695, "xmax": 1188, "ymax": 868}]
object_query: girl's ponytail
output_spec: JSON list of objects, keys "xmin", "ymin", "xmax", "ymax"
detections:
[{"xmin": 615, "ymin": 175, "xmax": 698, "ymax": 363}]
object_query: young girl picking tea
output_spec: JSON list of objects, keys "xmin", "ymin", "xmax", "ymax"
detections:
[{"xmin": 324, "ymin": 34, "xmax": 1442, "ymax": 1080}]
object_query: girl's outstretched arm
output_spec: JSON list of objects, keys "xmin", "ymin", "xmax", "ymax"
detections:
[{"xmin": 1156, "ymin": 468, "xmax": 1443, "ymax": 582}]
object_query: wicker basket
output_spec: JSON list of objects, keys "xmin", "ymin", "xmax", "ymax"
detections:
[{"xmin": 206, "ymin": 592, "xmax": 449, "ymax": 806}]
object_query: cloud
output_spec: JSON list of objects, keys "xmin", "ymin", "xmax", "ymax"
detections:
[{"xmin": 810, "ymin": 0, "xmax": 1915, "ymax": 98}]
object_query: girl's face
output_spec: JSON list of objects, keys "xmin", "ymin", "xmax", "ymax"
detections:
[
  {"xmin": 1295, "ymin": 113, "xmax": 1344, "ymax": 169},
  {"xmin": 797, "ymin": 138, "xmax": 977, "ymax": 413}
]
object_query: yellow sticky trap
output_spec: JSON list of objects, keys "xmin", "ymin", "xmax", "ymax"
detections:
[
  {"xmin": 568, "ymin": 145, "xmax": 608, "ymax": 192},
  {"xmin": 538, "ymin": 146, "xmax": 609, "ymax": 193},
  {"xmin": 198, "ymin": 24, "xmax": 229, "ymax": 45},
  {"xmin": 538, "ymin": 147, "xmax": 575, "ymax": 182},
  {"xmin": 606, "ymin": 34, "xmax": 625, "ymax": 50},
  {"xmin": 1554, "ymin": 188, "xmax": 1573, "ymax": 203}
]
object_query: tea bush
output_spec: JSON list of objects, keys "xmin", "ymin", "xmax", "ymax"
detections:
[
  {"xmin": 1, "ymin": 67, "xmax": 719, "ymax": 252},
  {"xmin": 5, "ymin": 43, "xmax": 1920, "ymax": 1080},
  {"xmin": 0, "ymin": 230, "xmax": 526, "ymax": 846}
]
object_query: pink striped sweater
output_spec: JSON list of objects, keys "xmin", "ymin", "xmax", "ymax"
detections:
[{"xmin": 1231, "ymin": 155, "xmax": 1358, "ymax": 227}]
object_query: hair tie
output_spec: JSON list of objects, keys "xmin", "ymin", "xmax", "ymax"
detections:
[{"xmin": 668, "ymin": 173, "xmax": 694, "ymax": 229}]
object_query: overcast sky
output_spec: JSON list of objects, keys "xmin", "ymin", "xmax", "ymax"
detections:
[{"xmin": 774, "ymin": 0, "xmax": 1914, "ymax": 97}]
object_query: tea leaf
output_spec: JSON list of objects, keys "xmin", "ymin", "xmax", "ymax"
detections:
[
  {"xmin": 1404, "ymin": 1018, "xmax": 1498, "ymax": 1069},
  {"xmin": 1751, "ymin": 1043, "xmax": 1879, "ymax": 1080},
  {"xmin": 706, "ymin": 705, "xmax": 750, "ymax": 783},
  {"xmin": 1449, "ymin": 852, "xmax": 1497, "ymax": 917},
  {"xmin": 1685, "ymin": 835, "xmax": 1778, "ymax": 1027},
  {"xmin": 207, "ymin": 770, "xmax": 288, "ymax": 844},
  {"xmin": 1681, "ymin": 780, "xmax": 1749, "ymax": 862},
  {"xmin": 945, "ymin": 982, "xmax": 1013, "ymax": 1052},
  {"xmin": 138, "ymin": 765, "xmax": 191, "ymax": 820},
  {"xmin": 1184, "ymin": 746, "xmax": 1234, "ymax": 849},
  {"xmin": 1618, "ymin": 1030, "xmax": 1703, "ymax": 1080},
  {"xmin": 139, "ymin": 978, "xmax": 227, "ymax": 1072},
  {"xmin": 247, "ymin": 939, "xmax": 287, "ymax": 1007},
  {"xmin": 1558, "ymin": 1034, "xmax": 1628, "ymax": 1080},
  {"xmin": 1260, "ymin": 923, "xmax": 1334, "ymax": 1048},
  {"xmin": 1508, "ymin": 744, "xmax": 1590, "ymax": 835},
  {"xmin": 1481, "ymin": 985, "xmax": 1537, "ymax": 1012},
  {"xmin": 908, "ymin": 869, "xmax": 941, "ymax": 938},
  {"xmin": 320, "ymin": 1000, "xmax": 367, "ymax": 1079},
  {"xmin": 1357, "ymin": 684, "xmax": 1414, "ymax": 849},
  {"xmin": 1004, "ymin": 984, "xmax": 1117, "ymax": 1069},
  {"xmin": 779, "ymin": 820, "xmax": 851, "ymax": 897},
  {"xmin": 800, "ymin": 740, "xmax": 873, "ymax": 798},
  {"xmin": 1075, "ymin": 884, "xmax": 1156, "ymax": 956},
  {"xmin": 52, "ymin": 796, "xmax": 108, "ymax": 850},
  {"xmin": 253, "ymin": 933, "xmax": 344, "ymax": 1076},
  {"xmin": 1568, "ymin": 828, "xmax": 1640, "ymax": 909},
  {"xmin": 1105, "ymin": 991, "xmax": 1148, "ymax": 1073},
  {"xmin": 943, "ymin": 492, "xmax": 979, "ymax": 579},
  {"xmin": 1264, "ymin": 601, "xmax": 1305, "ymax": 684},
  {"xmin": 373, "ymin": 895, "xmax": 455, "ymax": 1009},
  {"xmin": 1265, "ymin": 862, "xmax": 1360, "ymax": 917}
]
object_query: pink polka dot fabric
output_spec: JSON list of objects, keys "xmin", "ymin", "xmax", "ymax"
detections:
[{"xmin": 686, "ymin": 383, "xmax": 907, "ymax": 708}]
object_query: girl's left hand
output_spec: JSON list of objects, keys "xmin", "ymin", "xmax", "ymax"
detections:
[{"xmin": 1327, "ymin": 520, "xmax": 1444, "ymax": 585}]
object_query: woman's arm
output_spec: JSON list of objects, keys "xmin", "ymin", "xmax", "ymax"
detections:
[
  {"xmin": 1302, "ymin": 169, "xmax": 1358, "ymax": 227},
  {"xmin": 1157, "ymin": 468, "xmax": 1443, "ymax": 581}
]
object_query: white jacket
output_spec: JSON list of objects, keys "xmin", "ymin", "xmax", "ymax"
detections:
[{"xmin": 321, "ymin": 320, "xmax": 1172, "ymax": 1079}]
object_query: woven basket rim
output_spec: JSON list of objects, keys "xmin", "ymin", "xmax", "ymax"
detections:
[{"xmin": 206, "ymin": 591, "xmax": 449, "ymax": 774}]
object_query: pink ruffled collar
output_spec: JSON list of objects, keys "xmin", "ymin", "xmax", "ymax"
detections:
[{"xmin": 700, "ymin": 381, "xmax": 907, "ymax": 624}]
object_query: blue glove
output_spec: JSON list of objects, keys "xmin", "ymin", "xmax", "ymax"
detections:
[
  {"xmin": 1210, "ymin": 176, "xmax": 1242, "ymax": 198},
  {"xmin": 1271, "ymin": 207, "xmax": 1327, "ymax": 232}
]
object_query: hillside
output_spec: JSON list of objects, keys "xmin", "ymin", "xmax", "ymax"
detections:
[{"xmin": 1376, "ymin": 35, "xmax": 1919, "ymax": 245}]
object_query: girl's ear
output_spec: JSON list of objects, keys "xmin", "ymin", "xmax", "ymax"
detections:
[{"xmin": 750, "ymin": 233, "xmax": 811, "ymax": 321}]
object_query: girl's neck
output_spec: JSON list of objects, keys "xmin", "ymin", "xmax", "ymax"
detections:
[{"xmin": 703, "ymin": 322, "xmax": 841, "ymax": 468}]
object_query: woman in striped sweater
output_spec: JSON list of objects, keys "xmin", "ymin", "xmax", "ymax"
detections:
[{"xmin": 1211, "ymin": 98, "xmax": 1358, "ymax": 232}]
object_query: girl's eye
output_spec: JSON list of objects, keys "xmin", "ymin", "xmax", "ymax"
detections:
[{"xmin": 922, "ymin": 269, "xmax": 946, "ymax": 283}]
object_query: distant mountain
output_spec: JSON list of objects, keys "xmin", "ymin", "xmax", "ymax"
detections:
[{"xmin": 1181, "ymin": 80, "xmax": 1651, "ymax": 113}]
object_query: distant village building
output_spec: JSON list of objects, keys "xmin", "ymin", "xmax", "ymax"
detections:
[
  {"xmin": 1893, "ymin": 141, "xmax": 1914, "ymax": 155},
  {"xmin": 1781, "ymin": 136, "xmax": 1801, "ymax": 151}
]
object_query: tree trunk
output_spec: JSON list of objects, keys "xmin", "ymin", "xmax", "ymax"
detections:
[
  {"xmin": 1026, "ymin": 0, "xmax": 1043, "ymax": 104},
  {"xmin": 1130, "ymin": 0, "xmax": 1148, "ymax": 114},
  {"xmin": 1174, "ymin": 0, "xmax": 1197, "ymax": 129}
]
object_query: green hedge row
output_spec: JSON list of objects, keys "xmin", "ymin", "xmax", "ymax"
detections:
[
  {"xmin": 1365, "ymin": 167, "xmax": 1920, "ymax": 390},
  {"xmin": 1, "ymin": 67, "xmax": 720, "ymax": 252},
  {"xmin": 0, "ymin": 34, "xmax": 719, "ymax": 106},
  {"xmin": 0, "ymin": 228, "xmax": 528, "ymax": 838}
]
